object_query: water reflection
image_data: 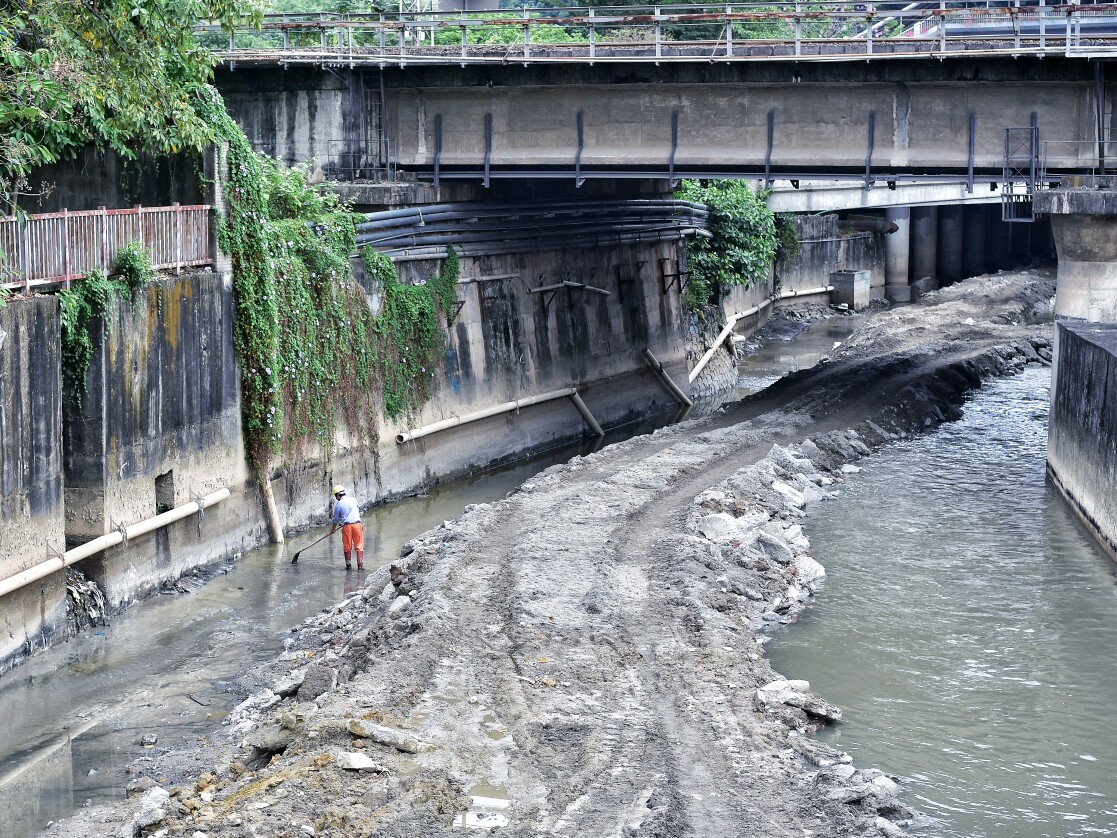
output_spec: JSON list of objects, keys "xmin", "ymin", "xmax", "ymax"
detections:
[{"xmin": 767, "ymin": 368, "xmax": 1117, "ymax": 838}]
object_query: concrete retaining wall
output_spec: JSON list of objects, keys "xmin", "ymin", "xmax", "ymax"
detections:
[
  {"xmin": 275, "ymin": 240, "xmax": 690, "ymax": 528},
  {"xmin": 0, "ymin": 297, "xmax": 66, "ymax": 670},
  {"xmin": 1048, "ymin": 320, "xmax": 1117, "ymax": 562},
  {"xmin": 62, "ymin": 271, "xmax": 262, "ymax": 610},
  {"xmin": 778, "ymin": 215, "xmax": 886, "ymax": 298}
]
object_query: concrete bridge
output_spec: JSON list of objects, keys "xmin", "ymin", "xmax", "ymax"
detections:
[{"xmin": 213, "ymin": 4, "xmax": 1117, "ymax": 189}]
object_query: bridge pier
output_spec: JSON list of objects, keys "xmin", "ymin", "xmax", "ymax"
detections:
[
  {"xmin": 884, "ymin": 207, "xmax": 911, "ymax": 302},
  {"xmin": 937, "ymin": 205, "xmax": 964, "ymax": 285},
  {"xmin": 910, "ymin": 206, "xmax": 939, "ymax": 298},
  {"xmin": 1035, "ymin": 187, "xmax": 1117, "ymax": 564},
  {"xmin": 962, "ymin": 205, "xmax": 988, "ymax": 278}
]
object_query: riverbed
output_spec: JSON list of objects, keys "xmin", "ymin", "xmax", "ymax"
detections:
[{"xmin": 769, "ymin": 367, "xmax": 1117, "ymax": 838}]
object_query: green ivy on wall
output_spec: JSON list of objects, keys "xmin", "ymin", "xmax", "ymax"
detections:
[
  {"xmin": 193, "ymin": 84, "xmax": 460, "ymax": 476},
  {"xmin": 363, "ymin": 247, "xmax": 459, "ymax": 421},
  {"xmin": 675, "ymin": 179, "xmax": 778, "ymax": 313}
]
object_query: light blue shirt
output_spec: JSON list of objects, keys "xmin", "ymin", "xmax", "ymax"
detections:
[{"xmin": 332, "ymin": 495, "xmax": 361, "ymax": 525}]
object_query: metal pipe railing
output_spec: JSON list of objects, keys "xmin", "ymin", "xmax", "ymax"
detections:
[
  {"xmin": 198, "ymin": 2, "xmax": 1117, "ymax": 66},
  {"xmin": 396, "ymin": 387, "xmax": 602, "ymax": 443}
]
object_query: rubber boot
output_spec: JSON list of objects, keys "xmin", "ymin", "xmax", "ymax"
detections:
[
  {"xmin": 357, "ymin": 550, "xmax": 364, "ymax": 572},
  {"xmin": 344, "ymin": 551, "xmax": 352, "ymax": 570}
]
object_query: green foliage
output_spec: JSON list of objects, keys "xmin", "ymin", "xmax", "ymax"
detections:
[
  {"xmin": 59, "ymin": 269, "xmax": 125, "ymax": 404},
  {"xmin": 363, "ymin": 248, "xmax": 457, "ymax": 421},
  {"xmin": 195, "ymin": 88, "xmax": 458, "ymax": 474},
  {"xmin": 775, "ymin": 213, "xmax": 802, "ymax": 262},
  {"xmin": 675, "ymin": 179, "xmax": 777, "ymax": 312},
  {"xmin": 112, "ymin": 242, "xmax": 156, "ymax": 299},
  {"xmin": 0, "ymin": 0, "xmax": 262, "ymax": 210}
]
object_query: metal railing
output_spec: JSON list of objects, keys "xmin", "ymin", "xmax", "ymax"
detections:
[
  {"xmin": 0, "ymin": 204, "xmax": 212, "ymax": 293},
  {"xmin": 196, "ymin": 2, "xmax": 1117, "ymax": 66}
]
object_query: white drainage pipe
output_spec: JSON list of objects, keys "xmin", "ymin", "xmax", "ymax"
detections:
[
  {"xmin": 396, "ymin": 387, "xmax": 603, "ymax": 444},
  {"xmin": 0, "ymin": 488, "xmax": 231, "ymax": 600}
]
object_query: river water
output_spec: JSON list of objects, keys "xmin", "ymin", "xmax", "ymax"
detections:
[{"xmin": 768, "ymin": 367, "xmax": 1117, "ymax": 838}]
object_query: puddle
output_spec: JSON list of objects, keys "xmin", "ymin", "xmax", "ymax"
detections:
[{"xmin": 455, "ymin": 780, "xmax": 512, "ymax": 830}]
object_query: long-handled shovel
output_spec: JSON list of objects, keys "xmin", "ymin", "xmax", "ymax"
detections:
[{"xmin": 290, "ymin": 530, "xmax": 332, "ymax": 564}]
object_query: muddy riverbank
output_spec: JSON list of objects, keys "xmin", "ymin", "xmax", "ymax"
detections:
[{"xmin": 43, "ymin": 269, "xmax": 1056, "ymax": 838}]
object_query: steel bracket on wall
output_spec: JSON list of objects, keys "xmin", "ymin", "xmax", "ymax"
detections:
[
  {"xmin": 483, "ymin": 112, "xmax": 493, "ymax": 188},
  {"xmin": 660, "ymin": 257, "xmax": 688, "ymax": 295},
  {"xmin": 446, "ymin": 298, "xmax": 466, "ymax": 326},
  {"xmin": 433, "ymin": 114, "xmax": 443, "ymax": 190},
  {"xmin": 528, "ymin": 274, "xmax": 564, "ymax": 310},
  {"xmin": 967, "ymin": 112, "xmax": 977, "ymax": 193},
  {"xmin": 864, "ymin": 111, "xmax": 876, "ymax": 188},
  {"xmin": 764, "ymin": 110, "xmax": 775, "ymax": 188}
]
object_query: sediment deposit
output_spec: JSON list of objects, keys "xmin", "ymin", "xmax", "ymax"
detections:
[{"xmin": 44, "ymin": 269, "xmax": 1056, "ymax": 838}]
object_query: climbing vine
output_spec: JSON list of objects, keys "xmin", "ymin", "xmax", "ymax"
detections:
[
  {"xmin": 363, "ymin": 247, "xmax": 458, "ymax": 421},
  {"xmin": 675, "ymin": 179, "xmax": 778, "ymax": 312},
  {"xmin": 112, "ymin": 241, "xmax": 156, "ymax": 299},
  {"xmin": 58, "ymin": 269, "xmax": 123, "ymax": 404},
  {"xmin": 193, "ymin": 85, "xmax": 459, "ymax": 475}
]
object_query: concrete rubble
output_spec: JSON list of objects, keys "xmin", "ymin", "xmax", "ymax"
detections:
[{"xmin": 42, "ymin": 269, "xmax": 1056, "ymax": 838}]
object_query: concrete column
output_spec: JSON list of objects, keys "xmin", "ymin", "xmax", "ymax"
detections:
[
  {"xmin": 884, "ymin": 206, "xmax": 911, "ymax": 302},
  {"xmin": 937, "ymin": 205, "xmax": 964, "ymax": 285},
  {"xmin": 1048, "ymin": 213, "xmax": 1117, "ymax": 322},
  {"xmin": 986, "ymin": 207, "xmax": 1013, "ymax": 272},
  {"xmin": 962, "ymin": 205, "xmax": 988, "ymax": 278},
  {"xmin": 910, "ymin": 206, "xmax": 939, "ymax": 299}
]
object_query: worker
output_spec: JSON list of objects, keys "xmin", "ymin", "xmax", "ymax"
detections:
[{"xmin": 330, "ymin": 485, "xmax": 364, "ymax": 571}]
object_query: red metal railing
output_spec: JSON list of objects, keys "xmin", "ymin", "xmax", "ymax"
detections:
[{"xmin": 0, "ymin": 204, "xmax": 213, "ymax": 292}]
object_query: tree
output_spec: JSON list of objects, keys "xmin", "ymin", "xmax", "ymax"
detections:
[{"xmin": 0, "ymin": 0, "xmax": 262, "ymax": 211}]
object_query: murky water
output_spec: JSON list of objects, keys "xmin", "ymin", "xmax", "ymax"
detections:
[
  {"xmin": 734, "ymin": 314, "xmax": 860, "ymax": 397},
  {"xmin": 768, "ymin": 368, "xmax": 1117, "ymax": 838},
  {"xmin": 0, "ymin": 417, "xmax": 680, "ymax": 838}
]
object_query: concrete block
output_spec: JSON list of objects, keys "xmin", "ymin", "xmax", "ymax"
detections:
[
  {"xmin": 884, "ymin": 284, "xmax": 911, "ymax": 303},
  {"xmin": 829, "ymin": 270, "xmax": 871, "ymax": 311}
]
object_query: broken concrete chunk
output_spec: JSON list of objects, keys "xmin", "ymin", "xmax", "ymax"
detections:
[
  {"xmin": 248, "ymin": 724, "xmax": 295, "ymax": 754},
  {"xmin": 298, "ymin": 664, "xmax": 337, "ymax": 701},
  {"xmin": 793, "ymin": 554, "xmax": 826, "ymax": 584},
  {"xmin": 335, "ymin": 750, "xmax": 386, "ymax": 772},
  {"xmin": 387, "ymin": 595, "xmax": 412, "ymax": 618},
  {"xmin": 347, "ymin": 719, "xmax": 422, "ymax": 753},
  {"xmin": 272, "ymin": 670, "xmax": 305, "ymax": 698},
  {"xmin": 755, "ymin": 531, "xmax": 795, "ymax": 565}
]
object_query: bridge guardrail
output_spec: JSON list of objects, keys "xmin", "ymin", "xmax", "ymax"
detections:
[
  {"xmin": 0, "ymin": 205, "xmax": 212, "ymax": 293},
  {"xmin": 195, "ymin": 2, "xmax": 1117, "ymax": 66}
]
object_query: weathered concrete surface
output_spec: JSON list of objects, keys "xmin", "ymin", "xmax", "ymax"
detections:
[
  {"xmin": 62, "ymin": 271, "xmax": 261, "ymax": 610},
  {"xmin": 278, "ymin": 239, "xmax": 691, "ymax": 532},
  {"xmin": 1045, "ymin": 211, "xmax": 1117, "ymax": 322},
  {"xmin": 40, "ymin": 269, "xmax": 1055, "ymax": 838},
  {"xmin": 0, "ymin": 296, "xmax": 66, "ymax": 670},
  {"xmin": 1048, "ymin": 320, "xmax": 1117, "ymax": 562},
  {"xmin": 217, "ymin": 59, "xmax": 1113, "ymax": 181},
  {"xmin": 782, "ymin": 215, "xmax": 885, "ymax": 299}
]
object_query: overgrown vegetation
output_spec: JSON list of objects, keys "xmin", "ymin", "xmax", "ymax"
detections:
[
  {"xmin": 195, "ymin": 86, "xmax": 458, "ymax": 475},
  {"xmin": 0, "ymin": 0, "xmax": 262, "ymax": 211},
  {"xmin": 58, "ymin": 269, "xmax": 122, "ymax": 404},
  {"xmin": 363, "ymin": 247, "xmax": 458, "ymax": 421},
  {"xmin": 113, "ymin": 242, "xmax": 157, "ymax": 299},
  {"xmin": 675, "ymin": 179, "xmax": 778, "ymax": 313}
]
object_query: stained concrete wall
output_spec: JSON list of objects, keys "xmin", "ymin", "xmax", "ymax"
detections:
[
  {"xmin": 274, "ymin": 239, "xmax": 690, "ymax": 528},
  {"xmin": 18, "ymin": 147, "xmax": 203, "ymax": 214},
  {"xmin": 778, "ymin": 216, "xmax": 886, "ymax": 299},
  {"xmin": 62, "ymin": 271, "xmax": 262, "ymax": 609},
  {"xmin": 0, "ymin": 297, "xmax": 66, "ymax": 670},
  {"xmin": 1048, "ymin": 321, "xmax": 1117, "ymax": 562}
]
